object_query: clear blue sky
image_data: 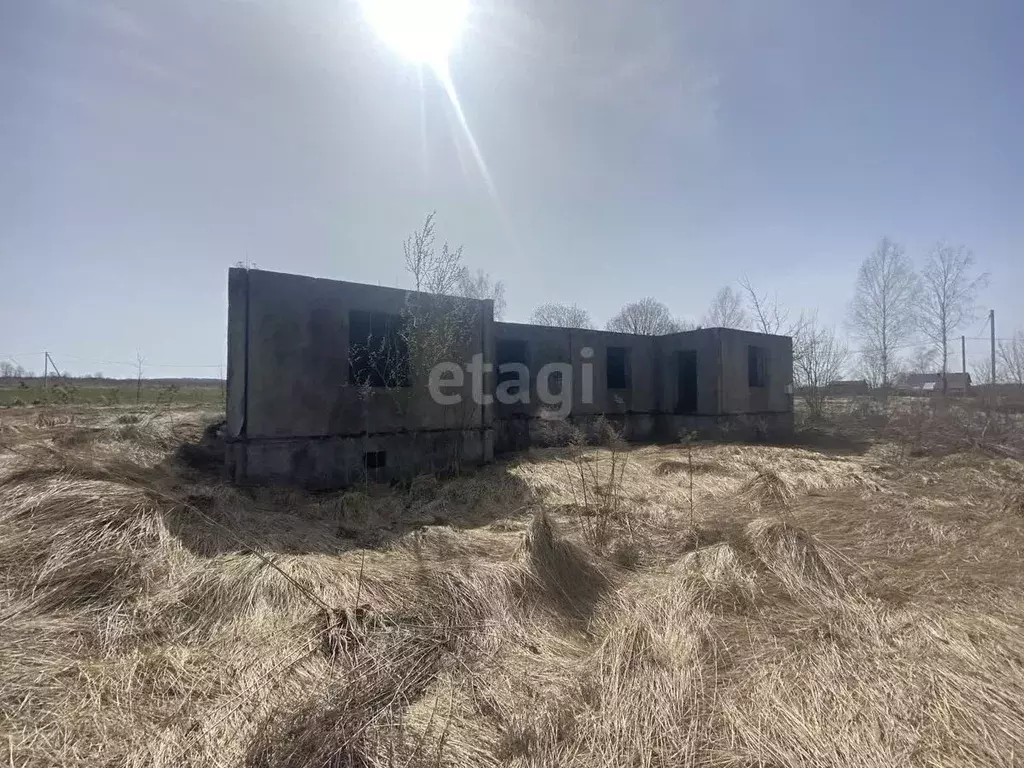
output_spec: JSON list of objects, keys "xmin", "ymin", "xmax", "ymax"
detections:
[{"xmin": 2, "ymin": 0, "xmax": 1021, "ymax": 378}]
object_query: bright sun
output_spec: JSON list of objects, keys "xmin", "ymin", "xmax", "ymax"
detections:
[{"xmin": 360, "ymin": 0, "xmax": 469, "ymax": 71}]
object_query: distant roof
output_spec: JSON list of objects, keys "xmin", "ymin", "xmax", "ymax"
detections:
[{"xmin": 904, "ymin": 372, "xmax": 972, "ymax": 388}]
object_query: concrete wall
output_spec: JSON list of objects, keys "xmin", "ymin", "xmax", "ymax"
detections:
[
  {"xmin": 225, "ymin": 269, "xmax": 795, "ymax": 488},
  {"xmin": 491, "ymin": 322, "xmax": 660, "ymax": 450},
  {"xmin": 226, "ymin": 268, "xmax": 494, "ymax": 487},
  {"xmin": 228, "ymin": 428, "xmax": 489, "ymax": 491},
  {"xmin": 654, "ymin": 330, "xmax": 724, "ymax": 417},
  {"xmin": 716, "ymin": 328, "xmax": 793, "ymax": 415}
]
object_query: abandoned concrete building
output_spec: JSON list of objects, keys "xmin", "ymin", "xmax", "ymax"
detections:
[{"xmin": 225, "ymin": 268, "xmax": 794, "ymax": 488}]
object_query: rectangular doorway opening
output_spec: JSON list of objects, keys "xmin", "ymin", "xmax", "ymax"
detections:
[
  {"xmin": 363, "ymin": 450, "xmax": 387, "ymax": 469},
  {"xmin": 606, "ymin": 346, "xmax": 631, "ymax": 390},
  {"xmin": 676, "ymin": 350, "xmax": 698, "ymax": 414},
  {"xmin": 496, "ymin": 339, "xmax": 529, "ymax": 396}
]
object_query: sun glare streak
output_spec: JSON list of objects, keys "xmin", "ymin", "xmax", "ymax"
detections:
[
  {"xmin": 435, "ymin": 66, "xmax": 497, "ymax": 202},
  {"xmin": 437, "ymin": 64, "xmax": 522, "ymax": 259},
  {"xmin": 360, "ymin": 0, "xmax": 521, "ymax": 254},
  {"xmin": 418, "ymin": 66, "xmax": 429, "ymax": 184}
]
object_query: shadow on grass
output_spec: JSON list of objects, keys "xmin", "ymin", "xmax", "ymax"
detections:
[
  {"xmin": 157, "ymin": 426, "xmax": 538, "ymax": 558},
  {"xmin": 782, "ymin": 426, "xmax": 873, "ymax": 456}
]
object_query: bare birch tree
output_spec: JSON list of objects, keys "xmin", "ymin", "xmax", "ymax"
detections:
[
  {"xmin": 739, "ymin": 275, "xmax": 813, "ymax": 376},
  {"xmin": 972, "ymin": 356, "xmax": 996, "ymax": 388},
  {"xmin": 457, "ymin": 268, "xmax": 506, "ymax": 319},
  {"xmin": 529, "ymin": 302, "xmax": 595, "ymax": 329},
  {"xmin": 918, "ymin": 242, "xmax": 987, "ymax": 392},
  {"xmin": 403, "ymin": 212, "xmax": 465, "ymax": 295},
  {"xmin": 703, "ymin": 285, "xmax": 749, "ymax": 329},
  {"xmin": 794, "ymin": 319, "xmax": 849, "ymax": 418},
  {"xmin": 908, "ymin": 345, "xmax": 938, "ymax": 375},
  {"xmin": 998, "ymin": 331, "xmax": 1024, "ymax": 386},
  {"xmin": 847, "ymin": 237, "xmax": 920, "ymax": 389},
  {"xmin": 606, "ymin": 297, "xmax": 690, "ymax": 335},
  {"xmin": 349, "ymin": 213, "xmax": 492, "ymax": 477}
]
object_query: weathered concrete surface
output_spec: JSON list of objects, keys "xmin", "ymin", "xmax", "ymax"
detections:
[
  {"xmin": 228, "ymin": 428, "xmax": 491, "ymax": 490},
  {"xmin": 226, "ymin": 269, "xmax": 795, "ymax": 489},
  {"xmin": 238, "ymin": 269, "xmax": 490, "ymax": 438},
  {"xmin": 717, "ymin": 328, "xmax": 793, "ymax": 414},
  {"xmin": 654, "ymin": 330, "xmax": 723, "ymax": 415},
  {"xmin": 226, "ymin": 268, "xmax": 494, "ymax": 487},
  {"xmin": 489, "ymin": 325, "xmax": 794, "ymax": 451}
]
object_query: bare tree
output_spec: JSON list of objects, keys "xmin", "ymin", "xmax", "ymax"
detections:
[
  {"xmin": 456, "ymin": 268, "xmax": 506, "ymax": 319},
  {"xmin": 998, "ymin": 331, "xmax": 1024, "ymax": 386},
  {"xmin": 847, "ymin": 237, "xmax": 920, "ymax": 389},
  {"xmin": 972, "ymin": 356, "xmax": 996, "ymax": 388},
  {"xmin": 739, "ymin": 276, "xmax": 813, "ymax": 381},
  {"xmin": 403, "ymin": 212, "xmax": 465, "ymax": 295},
  {"xmin": 703, "ymin": 285, "xmax": 749, "ymax": 329},
  {"xmin": 794, "ymin": 319, "xmax": 849, "ymax": 419},
  {"xmin": 606, "ymin": 297, "xmax": 690, "ymax": 335},
  {"xmin": 907, "ymin": 345, "xmax": 938, "ymax": 375},
  {"xmin": 739, "ymin": 276, "xmax": 797, "ymax": 336},
  {"xmin": 404, "ymin": 213, "xmax": 507, "ymax": 320},
  {"xmin": 918, "ymin": 242, "xmax": 988, "ymax": 392},
  {"xmin": 529, "ymin": 302, "xmax": 595, "ymax": 329},
  {"xmin": 350, "ymin": 216, "xmax": 489, "ymax": 477},
  {"xmin": 135, "ymin": 352, "xmax": 144, "ymax": 405},
  {"xmin": 857, "ymin": 352, "xmax": 891, "ymax": 390}
]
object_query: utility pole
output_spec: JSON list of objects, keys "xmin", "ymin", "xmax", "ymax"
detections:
[
  {"xmin": 42, "ymin": 351, "xmax": 48, "ymax": 393},
  {"xmin": 990, "ymin": 309, "xmax": 997, "ymax": 386},
  {"xmin": 136, "ymin": 351, "xmax": 144, "ymax": 405},
  {"xmin": 961, "ymin": 335, "xmax": 966, "ymax": 377}
]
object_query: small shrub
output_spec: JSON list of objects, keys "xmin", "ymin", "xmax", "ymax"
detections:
[
  {"xmin": 50, "ymin": 384, "xmax": 76, "ymax": 404},
  {"xmin": 116, "ymin": 414, "xmax": 140, "ymax": 425},
  {"xmin": 541, "ymin": 416, "xmax": 631, "ymax": 551}
]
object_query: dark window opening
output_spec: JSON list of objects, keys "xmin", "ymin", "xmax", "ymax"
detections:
[
  {"xmin": 748, "ymin": 345, "xmax": 768, "ymax": 388},
  {"xmin": 349, "ymin": 310, "xmax": 410, "ymax": 387},
  {"xmin": 363, "ymin": 450, "xmax": 387, "ymax": 469},
  {"xmin": 676, "ymin": 349, "xmax": 698, "ymax": 414},
  {"xmin": 496, "ymin": 339, "xmax": 529, "ymax": 394},
  {"xmin": 607, "ymin": 346, "xmax": 631, "ymax": 390}
]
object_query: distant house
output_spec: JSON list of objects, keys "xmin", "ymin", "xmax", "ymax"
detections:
[
  {"xmin": 899, "ymin": 372, "xmax": 972, "ymax": 396},
  {"xmin": 826, "ymin": 379, "xmax": 871, "ymax": 396}
]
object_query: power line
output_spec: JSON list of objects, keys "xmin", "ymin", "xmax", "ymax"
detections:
[
  {"xmin": 49, "ymin": 353, "xmax": 223, "ymax": 369},
  {"xmin": 0, "ymin": 352, "xmax": 224, "ymax": 369}
]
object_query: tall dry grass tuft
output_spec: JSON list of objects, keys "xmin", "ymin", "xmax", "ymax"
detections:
[
  {"xmin": 745, "ymin": 517, "xmax": 849, "ymax": 597},
  {"xmin": 740, "ymin": 466, "xmax": 797, "ymax": 513},
  {"xmin": 516, "ymin": 509, "xmax": 612, "ymax": 620},
  {"xmin": 539, "ymin": 417, "xmax": 633, "ymax": 551}
]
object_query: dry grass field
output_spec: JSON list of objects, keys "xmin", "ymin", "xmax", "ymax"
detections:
[{"xmin": 2, "ymin": 402, "xmax": 1024, "ymax": 767}]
